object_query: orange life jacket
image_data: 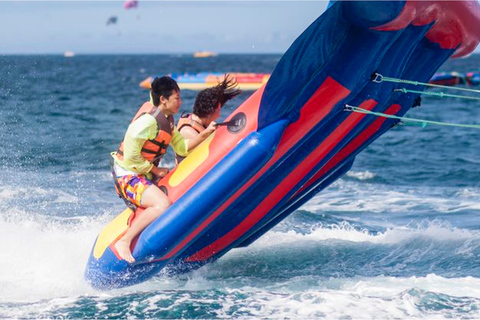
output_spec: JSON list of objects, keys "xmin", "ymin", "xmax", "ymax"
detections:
[
  {"xmin": 117, "ymin": 101, "xmax": 174, "ymax": 166},
  {"xmin": 177, "ymin": 112, "xmax": 206, "ymax": 134},
  {"xmin": 175, "ymin": 113, "xmax": 206, "ymax": 164}
]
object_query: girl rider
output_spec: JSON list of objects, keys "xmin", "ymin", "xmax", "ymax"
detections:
[
  {"xmin": 176, "ymin": 74, "xmax": 241, "ymax": 163},
  {"xmin": 111, "ymin": 76, "xmax": 216, "ymax": 263}
]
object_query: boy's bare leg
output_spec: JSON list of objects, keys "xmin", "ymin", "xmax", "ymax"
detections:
[{"xmin": 115, "ymin": 185, "xmax": 171, "ymax": 263}]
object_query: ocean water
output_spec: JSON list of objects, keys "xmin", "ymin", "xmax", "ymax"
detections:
[{"xmin": 0, "ymin": 53, "xmax": 479, "ymax": 319}]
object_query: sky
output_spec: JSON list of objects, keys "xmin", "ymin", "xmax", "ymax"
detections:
[
  {"xmin": 0, "ymin": 1, "xmax": 329, "ymax": 54},
  {"xmin": 1, "ymin": 1, "xmax": 479, "ymax": 55}
]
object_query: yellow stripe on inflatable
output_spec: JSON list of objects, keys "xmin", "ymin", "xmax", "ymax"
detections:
[
  {"xmin": 169, "ymin": 132, "xmax": 215, "ymax": 187},
  {"xmin": 93, "ymin": 208, "xmax": 132, "ymax": 259}
]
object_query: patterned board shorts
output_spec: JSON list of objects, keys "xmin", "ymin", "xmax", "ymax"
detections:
[{"xmin": 116, "ymin": 174, "xmax": 153, "ymax": 207}]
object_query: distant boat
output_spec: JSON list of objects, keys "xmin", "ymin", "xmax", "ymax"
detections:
[
  {"xmin": 193, "ymin": 51, "xmax": 217, "ymax": 58},
  {"xmin": 63, "ymin": 51, "xmax": 75, "ymax": 58},
  {"xmin": 139, "ymin": 72, "xmax": 270, "ymax": 91}
]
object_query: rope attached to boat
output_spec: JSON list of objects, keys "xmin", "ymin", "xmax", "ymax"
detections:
[{"xmin": 344, "ymin": 105, "xmax": 480, "ymax": 129}]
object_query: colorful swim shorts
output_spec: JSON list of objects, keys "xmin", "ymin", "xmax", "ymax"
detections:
[{"xmin": 116, "ymin": 174, "xmax": 153, "ymax": 207}]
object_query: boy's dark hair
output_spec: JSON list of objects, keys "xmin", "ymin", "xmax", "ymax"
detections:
[
  {"xmin": 193, "ymin": 74, "xmax": 242, "ymax": 118},
  {"xmin": 151, "ymin": 76, "xmax": 180, "ymax": 106}
]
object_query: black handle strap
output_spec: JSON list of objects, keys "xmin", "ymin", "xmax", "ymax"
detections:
[{"xmin": 215, "ymin": 120, "xmax": 237, "ymax": 127}]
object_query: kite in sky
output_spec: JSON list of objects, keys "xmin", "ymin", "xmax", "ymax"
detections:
[
  {"xmin": 106, "ymin": 16, "xmax": 118, "ymax": 25},
  {"xmin": 123, "ymin": 1, "xmax": 138, "ymax": 10}
]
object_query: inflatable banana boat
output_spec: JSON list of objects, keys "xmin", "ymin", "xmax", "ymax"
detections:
[
  {"xmin": 86, "ymin": 1, "xmax": 480, "ymax": 289},
  {"xmin": 139, "ymin": 73, "xmax": 270, "ymax": 91}
]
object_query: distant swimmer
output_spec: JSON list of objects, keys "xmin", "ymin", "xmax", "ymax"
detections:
[
  {"xmin": 176, "ymin": 74, "xmax": 241, "ymax": 163},
  {"xmin": 110, "ymin": 76, "xmax": 216, "ymax": 263}
]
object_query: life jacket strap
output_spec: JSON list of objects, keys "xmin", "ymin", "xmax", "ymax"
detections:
[{"xmin": 177, "ymin": 113, "xmax": 205, "ymax": 134}]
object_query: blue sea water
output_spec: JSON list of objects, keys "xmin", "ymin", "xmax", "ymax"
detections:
[{"xmin": 0, "ymin": 53, "xmax": 479, "ymax": 319}]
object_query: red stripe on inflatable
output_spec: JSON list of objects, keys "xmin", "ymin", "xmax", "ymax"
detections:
[
  {"xmin": 294, "ymin": 104, "xmax": 402, "ymax": 197},
  {"xmin": 186, "ymin": 98, "xmax": 379, "ymax": 262},
  {"xmin": 373, "ymin": 1, "xmax": 480, "ymax": 58},
  {"xmin": 158, "ymin": 77, "xmax": 350, "ymax": 261}
]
